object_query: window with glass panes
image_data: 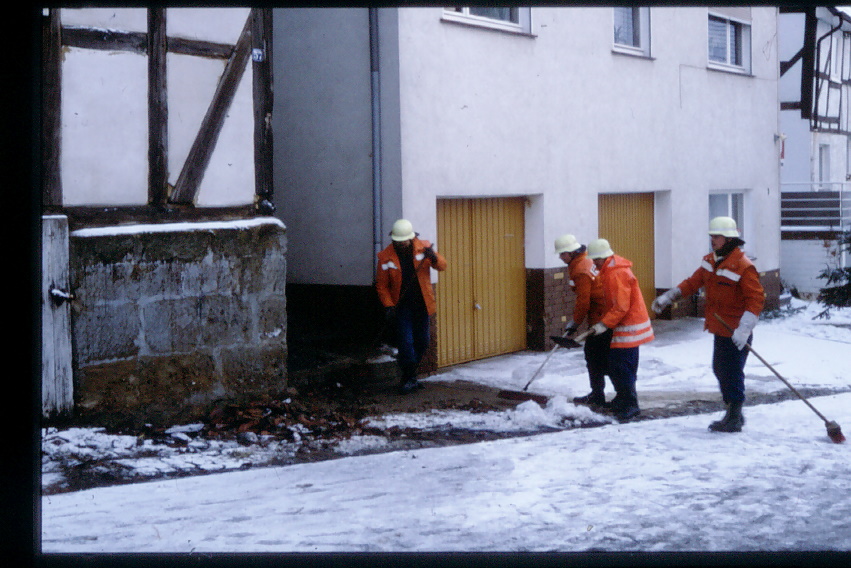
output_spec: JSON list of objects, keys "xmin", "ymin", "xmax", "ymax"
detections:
[{"xmin": 708, "ymin": 14, "xmax": 748, "ymax": 69}]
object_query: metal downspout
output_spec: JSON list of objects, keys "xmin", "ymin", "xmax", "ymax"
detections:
[{"xmin": 369, "ymin": 8, "xmax": 383, "ymax": 262}]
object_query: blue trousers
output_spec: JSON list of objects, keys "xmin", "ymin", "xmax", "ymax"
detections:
[
  {"xmin": 712, "ymin": 334, "xmax": 751, "ymax": 404},
  {"xmin": 607, "ymin": 346, "xmax": 640, "ymax": 408},
  {"xmin": 584, "ymin": 328, "xmax": 612, "ymax": 395},
  {"xmin": 394, "ymin": 303, "xmax": 430, "ymax": 381}
]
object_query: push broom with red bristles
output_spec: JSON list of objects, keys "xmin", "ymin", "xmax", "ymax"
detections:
[{"xmin": 714, "ymin": 313, "xmax": 845, "ymax": 444}]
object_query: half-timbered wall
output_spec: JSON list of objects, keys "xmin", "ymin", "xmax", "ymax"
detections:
[
  {"xmin": 41, "ymin": 7, "xmax": 283, "ymax": 422},
  {"xmin": 779, "ymin": 6, "xmax": 851, "ymax": 295}
]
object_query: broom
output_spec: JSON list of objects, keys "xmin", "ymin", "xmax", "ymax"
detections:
[
  {"xmin": 497, "ymin": 328, "xmax": 595, "ymax": 405},
  {"xmin": 714, "ymin": 313, "xmax": 845, "ymax": 444}
]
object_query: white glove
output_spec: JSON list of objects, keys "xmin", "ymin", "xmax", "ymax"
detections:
[
  {"xmin": 651, "ymin": 287, "xmax": 682, "ymax": 314},
  {"xmin": 591, "ymin": 322, "xmax": 609, "ymax": 335},
  {"xmin": 732, "ymin": 311, "xmax": 758, "ymax": 350}
]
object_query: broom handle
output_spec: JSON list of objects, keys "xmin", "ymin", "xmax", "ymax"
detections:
[
  {"xmin": 712, "ymin": 313, "xmax": 831, "ymax": 424},
  {"xmin": 523, "ymin": 327, "xmax": 594, "ymax": 391}
]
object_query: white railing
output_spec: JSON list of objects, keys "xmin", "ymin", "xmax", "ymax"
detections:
[{"xmin": 781, "ymin": 181, "xmax": 851, "ymax": 235}]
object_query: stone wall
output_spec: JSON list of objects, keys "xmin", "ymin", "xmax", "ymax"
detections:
[{"xmin": 68, "ymin": 219, "xmax": 287, "ymax": 426}]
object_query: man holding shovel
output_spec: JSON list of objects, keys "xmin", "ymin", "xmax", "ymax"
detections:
[
  {"xmin": 586, "ymin": 238, "xmax": 655, "ymax": 422},
  {"xmin": 651, "ymin": 216, "xmax": 764, "ymax": 433},
  {"xmin": 553, "ymin": 234, "xmax": 611, "ymax": 409},
  {"xmin": 376, "ymin": 219, "xmax": 447, "ymax": 394}
]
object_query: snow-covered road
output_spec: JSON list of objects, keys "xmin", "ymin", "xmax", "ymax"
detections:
[{"xmin": 41, "ymin": 393, "xmax": 850, "ymax": 553}]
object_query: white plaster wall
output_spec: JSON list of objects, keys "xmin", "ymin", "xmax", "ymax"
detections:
[
  {"xmin": 780, "ymin": 238, "xmax": 841, "ymax": 296},
  {"xmin": 167, "ymin": 8, "xmax": 251, "ymax": 44},
  {"xmin": 60, "ymin": 7, "xmax": 147, "ymax": 32},
  {"xmin": 168, "ymin": 7, "xmax": 255, "ymax": 207},
  {"xmin": 61, "ymin": 47, "xmax": 149, "ymax": 206},
  {"xmin": 395, "ymin": 7, "xmax": 781, "ymax": 284},
  {"xmin": 167, "ymin": 53, "xmax": 255, "ymax": 207},
  {"xmin": 272, "ymin": 8, "xmax": 382, "ymax": 285}
]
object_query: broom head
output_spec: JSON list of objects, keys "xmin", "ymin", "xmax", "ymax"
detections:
[{"xmin": 826, "ymin": 421, "xmax": 846, "ymax": 444}]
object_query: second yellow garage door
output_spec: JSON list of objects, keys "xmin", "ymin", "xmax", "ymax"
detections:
[{"xmin": 598, "ymin": 192, "xmax": 656, "ymax": 315}]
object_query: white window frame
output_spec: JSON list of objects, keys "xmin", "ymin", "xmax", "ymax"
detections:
[
  {"xmin": 707, "ymin": 12, "xmax": 752, "ymax": 74},
  {"xmin": 442, "ymin": 7, "xmax": 532, "ymax": 35},
  {"xmin": 612, "ymin": 6, "xmax": 651, "ymax": 58},
  {"xmin": 819, "ymin": 143, "xmax": 831, "ymax": 190},
  {"xmin": 709, "ymin": 191, "xmax": 745, "ymax": 244}
]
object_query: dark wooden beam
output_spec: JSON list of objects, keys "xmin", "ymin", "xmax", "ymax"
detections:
[
  {"xmin": 252, "ymin": 8, "xmax": 274, "ymax": 212},
  {"xmin": 170, "ymin": 15, "xmax": 253, "ymax": 204},
  {"xmin": 62, "ymin": 25, "xmax": 233, "ymax": 60},
  {"xmin": 780, "ymin": 47, "xmax": 804, "ymax": 76},
  {"xmin": 42, "ymin": 9, "xmax": 62, "ymax": 207},
  {"xmin": 167, "ymin": 37, "xmax": 233, "ymax": 60},
  {"xmin": 800, "ymin": 7, "xmax": 817, "ymax": 120},
  {"xmin": 148, "ymin": 8, "xmax": 168, "ymax": 206},
  {"xmin": 62, "ymin": 26, "xmax": 148, "ymax": 54}
]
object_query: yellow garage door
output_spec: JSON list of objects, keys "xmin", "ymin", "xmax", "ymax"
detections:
[
  {"xmin": 437, "ymin": 197, "xmax": 527, "ymax": 367},
  {"xmin": 598, "ymin": 193, "xmax": 656, "ymax": 315}
]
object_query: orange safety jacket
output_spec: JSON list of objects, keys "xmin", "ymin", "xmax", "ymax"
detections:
[
  {"xmin": 677, "ymin": 246, "xmax": 765, "ymax": 337},
  {"xmin": 597, "ymin": 254, "xmax": 655, "ymax": 349},
  {"xmin": 376, "ymin": 237, "xmax": 447, "ymax": 316},
  {"xmin": 568, "ymin": 252, "xmax": 606, "ymax": 327}
]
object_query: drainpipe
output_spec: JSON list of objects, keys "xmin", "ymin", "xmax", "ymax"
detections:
[{"xmin": 369, "ymin": 8, "xmax": 383, "ymax": 263}]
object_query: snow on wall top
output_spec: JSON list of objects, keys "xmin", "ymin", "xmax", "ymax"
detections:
[{"xmin": 70, "ymin": 217, "xmax": 286, "ymax": 238}]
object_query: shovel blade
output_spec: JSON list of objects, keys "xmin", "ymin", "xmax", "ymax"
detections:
[{"xmin": 549, "ymin": 335, "xmax": 583, "ymax": 349}]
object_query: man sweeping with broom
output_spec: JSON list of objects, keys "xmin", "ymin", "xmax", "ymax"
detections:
[
  {"xmin": 553, "ymin": 234, "xmax": 611, "ymax": 409},
  {"xmin": 651, "ymin": 216, "xmax": 764, "ymax": 433}
]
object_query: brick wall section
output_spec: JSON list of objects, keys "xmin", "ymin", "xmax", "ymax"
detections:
[
  {"xmin": 69, "ymin": 220, "xmax": 287, "ymax": 426},
  {"xmin": 526, "ymin": 267, "xmax": 578, "ymax": 351}
]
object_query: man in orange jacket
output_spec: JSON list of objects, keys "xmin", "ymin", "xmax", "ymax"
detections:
[
  {"xmin": 376, "ymin": 219, "xmax": 447, "ymax": 394},
  {"xmin": 587, "ymin": 238, "xmax": 655, "ymax": 422},
  {"xmin": 553, "ymin": 234, "xmax": 610, "ymax": 408},
  {"xmin": 651, "ymin": 216, "xmax": 764, "ymax": 433}
]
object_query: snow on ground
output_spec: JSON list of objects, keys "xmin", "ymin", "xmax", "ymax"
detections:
[
  {"xmin": 40, "ymin": 299, "xmax": 851, "ymax": 552},
  {"xmin": 41, "ymin": 394, "xmax": 851, "ymax": 553}
]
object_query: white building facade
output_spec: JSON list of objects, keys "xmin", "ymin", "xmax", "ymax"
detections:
[{"xmin": 274, "ymin": 6, "xmax": 782, "ymax": 368}]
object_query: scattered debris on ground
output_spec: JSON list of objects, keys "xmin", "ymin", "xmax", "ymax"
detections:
[{"xmin": 41, "ymin": 372, "xmax": 847, "ymax": 496}]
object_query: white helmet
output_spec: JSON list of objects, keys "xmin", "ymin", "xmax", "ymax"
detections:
[
  {"xmin": 390, "ymin": 219, "xmax": 416, "ymax": 242},
  {"xmin": 708, "ymin": 216, "xmax": 740, "ymax": 238},
  {"xmin": 587, "ymin": 238, "xmax": 614, "ymax": 259},
  {"xmin": 554, "ymin": 234, "xmax": 581, "ymax": 254}
]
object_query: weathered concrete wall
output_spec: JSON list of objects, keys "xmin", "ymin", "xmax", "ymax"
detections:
[{"xmin": 68, "ymin": 218, "xmax": 287, "ymax": 426}]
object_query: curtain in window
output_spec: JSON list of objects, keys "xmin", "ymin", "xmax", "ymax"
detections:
[
  {"xmin": 614, "ymin": 7, "xmax": 639, "ymax": 46},
  {"xmin": 708, "ymin": 16, "xmax": 728, "ymax": 63}
]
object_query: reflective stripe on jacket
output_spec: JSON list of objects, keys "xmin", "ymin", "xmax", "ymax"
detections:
[
  {"xmin": 597, "ymin": 254, "xmax": 655, "ymax": 349},
  {"xmin": 375, "ymin": 237, "xmax": 447, "ymax": 316},
  {"xmin": 568, "ymin": 252, "xmax": 606, "ymax": 327},
  {"xmin": 677, "ymin": 247, "xmax": 765, "ymax": 337}
]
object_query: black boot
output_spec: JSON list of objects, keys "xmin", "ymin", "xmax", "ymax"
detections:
[
  {"xmin": 573, "ymin": 392, "xmax": 606, "ymax": 406},
  {"xmin": 614, "ymin": 404, "xmax": 641, "ymax": 422},
  {"xmin": 709, "ymin": 402, "xmax": 745, "ymax": 432}
]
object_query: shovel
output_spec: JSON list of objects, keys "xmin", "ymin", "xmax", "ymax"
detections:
[
  {"xmin": 713, "ymin": 313, "xmax": 845, "ymax": 444},
  {"xmin": 497, "ymin": 328, "xmax": 595, "ymax": 405}
]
